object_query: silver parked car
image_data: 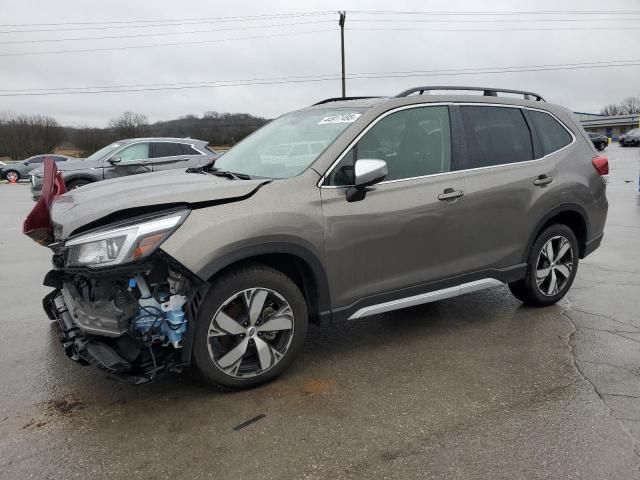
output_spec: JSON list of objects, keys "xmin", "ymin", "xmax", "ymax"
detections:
[
  {"xmin": 30, "ymin": 86, "xmax": 608, "ymax": 389},
  {"xmin": 30, "ymin": 137, "xmax": 217, "ymax": 199},
  {"xmin": 1, "ymin": 154, "xmax": 72, "ymax": 182}
]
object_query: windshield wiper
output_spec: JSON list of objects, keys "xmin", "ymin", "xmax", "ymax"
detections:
[
  {"xmin": 186, "ymin": 162, "xmax": 250, "ymax": 180},
  {"xmin": 185, "ymin": 159, "xmax": 215, "ymax": 174},
  {"xmin": 208, "ymin": 167, "xmax": 251, "ymax": 180}
]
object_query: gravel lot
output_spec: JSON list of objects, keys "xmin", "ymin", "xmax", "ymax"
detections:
[{"xmin": 0, "ymin": 144, "xmax": 639, "ymax": 479}]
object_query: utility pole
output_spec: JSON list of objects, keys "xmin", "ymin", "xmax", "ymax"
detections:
[{"xmin": 339, "ymin": 11, "xmax": 346, "ymax": 98}]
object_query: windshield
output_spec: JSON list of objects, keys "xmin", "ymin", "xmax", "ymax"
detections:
[
  {"xmin": 213, "ymin": 108, "xmax": 366, "ymax": 178},
  {"xmin": 87, "ymin": 142, "xmax": 122, "ymax": 161}
]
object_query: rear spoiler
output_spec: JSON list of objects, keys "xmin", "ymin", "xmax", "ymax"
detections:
[{"xmin": 23, "ymin": 157, "xmax": 66, "ymax": 245}]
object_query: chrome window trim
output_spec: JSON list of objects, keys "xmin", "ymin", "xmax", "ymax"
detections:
[
  {"xmin": 104, "ymin": 139, "xmax": 207, "ymax": 163},
  {"xmin": 348, "ymin": 278, "xmax": 504, "ymax": 320},
  {"xmin": 317, "ymin": 102, "xmax": 576, "ymax": 189}
]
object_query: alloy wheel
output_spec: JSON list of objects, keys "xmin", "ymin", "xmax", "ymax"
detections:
[
  {"xmin": 5, "ymin": 171, "xmax": 18, "ymax": 182},
  {"xmin": 207, "ymin": 288, "xmax": 295, "ymax": 378},
  {"xmin": 535, "ymin": 235, "xmax": 574, "ymax": 296}
]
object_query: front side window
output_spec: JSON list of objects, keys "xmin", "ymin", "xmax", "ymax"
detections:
[
  {"xmin": 117, "ymin": 143, "xmax": 150, "ymax": 162},
  {"xmin": 460, "ymin": 106, "xmax": 533, "ymax": 169},
  {"xmin": 89, "ymin": 143, "xmax": 122, "ymax": 161},
  {"xmin": 327, "ymin": 105, "xmax": 452, "ymax": 185},
  {"xmin": 27, "ymin": 156, "xmax": 44, "ymax": 164},
  {"xmin": 213, "ymin": 108, "xmax": 366, "ymax": 179},
  {"xmin": 528, "ymin": 110, "xmax": 573, "ymax": 155}
]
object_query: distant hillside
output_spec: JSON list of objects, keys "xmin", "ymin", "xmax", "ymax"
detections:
[
  {"xmin": 147, "ymin": 112, "xmax": 269, "ymax": 145},
  {"xmin": 63, "ymin": 111, "xmax": 269, "ymax": 156}
]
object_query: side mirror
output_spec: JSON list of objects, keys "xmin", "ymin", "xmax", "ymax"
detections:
[
  {"xmin": 108, "ymin": 156, "xmax": 121, "ymax": 164},
  {"xmin": 346, "ymin": 159, "xmax": 388, "ymax": 202}
]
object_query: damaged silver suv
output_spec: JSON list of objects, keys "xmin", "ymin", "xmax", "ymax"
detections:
[{"xmin": 27, "ymin": 86, "xmax": 609, "ymax": 389}]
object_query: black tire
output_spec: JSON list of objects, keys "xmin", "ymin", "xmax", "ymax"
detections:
[
  {"xmin": 192, "ymin": 264, "xmax": 308, "ymax": 390},
  {"xmin": 66, "ymin": 179, "xmax": 90, "ymax": 190},
  {"xmin": 4, "ymin": 170, "xmax": 20, "ymax": 182},
  {"xmin": 509, "ymin": 224, "xmax": 579, "ymax": 307},
  {"xmin": 596, "ymin": 143, "xmax": 605, "ymax": 151}
]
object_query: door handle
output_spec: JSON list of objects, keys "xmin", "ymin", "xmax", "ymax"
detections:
[
  {"xmin": 438, "ymin": 188, "xmax": 464, "ymax": 201},
  {"xmin": 534, "ymin": 174, "xmax": 553, "ymax": 186}
]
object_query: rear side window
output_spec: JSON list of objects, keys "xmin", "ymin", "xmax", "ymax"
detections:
[
  {"xmin": 460, "ymin": 106, "xmax": 533, "ymax": 168},
  {"xmin": 180, "ymin": 144, "xmax": 203, "ymax": 155},
  {"xmin": 528, "ymin": 110, "xmax": 573, "ymax": 155},
  {"xmin": 152, "ymin": 142, "xmax": 184, "ymax": 158}
]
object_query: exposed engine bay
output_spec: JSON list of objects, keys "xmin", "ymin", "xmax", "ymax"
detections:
[{"xmin": 43, "ymin": 256, "xmax": 202, "ymax": 384}]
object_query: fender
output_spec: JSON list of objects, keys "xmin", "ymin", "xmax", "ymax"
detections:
[
  {"xmin": 523, "ymin": 203, "xmax": 590, "ymax": 261},
  {"xmin": 198, "ymin": 241, "xmax": 332, "ymax": 323}
]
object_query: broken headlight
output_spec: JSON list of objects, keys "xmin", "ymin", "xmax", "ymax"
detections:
[{"xmin": 65, "ymin": 210, "xmax": 189, "ymax": 268}]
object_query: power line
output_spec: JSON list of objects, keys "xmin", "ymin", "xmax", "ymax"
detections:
[
  {"xmin": 0, "ymin": 28, "xmax": 335, "ymax": 57},
  {"xmin": 2, "ymin": 19, "xmax": 335, "ymax": 44},
  {"xmin": 2, "ymin": 60, "xmax": 638, "ymax": 97},
  {"xmin": 350, "ymin": 26, "xmax": 640, "ymax": 33},
  {"xmin": 350, "ymin": 9, "xmax": 640, "ymax": 16},
  {"xmin": 0, "ymin": 11, "xmax": 335, "ymax": 28},
  {"xmin": 348, "ymin": 17, "xmax": 640, "ymax": 24}
]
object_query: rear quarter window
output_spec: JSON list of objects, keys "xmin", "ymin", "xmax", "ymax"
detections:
[
  {"xmin": 460, "ymin": 106, "xmax": 534, "ymax": 169},
  {"xmin": 528, "ymin": 110, "xmax": 573, "ymax": 155}
]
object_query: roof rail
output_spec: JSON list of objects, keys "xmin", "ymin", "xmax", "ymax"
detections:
[
  {"xmin": 313, "ymin": 96, "xmax": 381, "ymax": 105},
  {"xmin": 394, "ymin": 86, "xmax": 545, "ymax": 102}
]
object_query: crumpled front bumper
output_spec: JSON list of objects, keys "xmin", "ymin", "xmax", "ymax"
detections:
[{"xmin": 43, "ymin": 289, "xmax": 133, "ymax": 375}]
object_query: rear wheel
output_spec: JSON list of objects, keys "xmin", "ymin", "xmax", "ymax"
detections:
[
  {"xmin": 66, "ymin": 179, "xmax": 90, "ymax": 190},
  {"xmin": 4, "ymin": 170, "xmax": 19, "ymax": 182},
  {"xmin": 509, "ymin": 224, "xmax": 579, "ymax": 307},
  {"xmin": 192, "ymin": 264, "xmax": 308, "ymax": 389}
]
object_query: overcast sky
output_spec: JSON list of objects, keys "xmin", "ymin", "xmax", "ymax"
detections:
[{"xmin": 1, "ymin": 0, "xmax": 638, "ymax": 127}]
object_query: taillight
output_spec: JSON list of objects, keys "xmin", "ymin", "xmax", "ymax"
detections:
[{"xmin": 592, "ymin": 156, "xmax": 609, "ymax": 176}]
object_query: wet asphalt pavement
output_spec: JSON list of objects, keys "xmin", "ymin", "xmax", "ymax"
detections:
[{"xmin": 1, "ymin": 144, "xmax": 639, "ymax": 479}]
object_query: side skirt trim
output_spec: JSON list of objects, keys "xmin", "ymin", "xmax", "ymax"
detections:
[{"xmin": 348, "ymin": 278, "xmax": 504, "ymax": 320}]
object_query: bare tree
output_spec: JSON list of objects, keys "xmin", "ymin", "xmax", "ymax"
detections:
[
  {"xmin": 109, "ymin": 111, "xmax": 148, "ymax": 138},
  {"xmin": 621, "ymin": 96, "xmax": 640, "ymax": 114},
  {"xmin": 600, "ymin": 104, "xmax": 623, "ymax": 116},
  {"xmin": 0, "ymin": 111, "xmax": 64, "ymax": 159},
  {"xmin": 71, "ymin": 126, "xmax": 115, "ymax": 156}
]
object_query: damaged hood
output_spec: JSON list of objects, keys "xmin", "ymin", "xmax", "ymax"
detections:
[{"xmin": 51, "ymin": 170, "xmax": 270, "ymax": 239}]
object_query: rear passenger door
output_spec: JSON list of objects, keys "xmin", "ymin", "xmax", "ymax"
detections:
[
  {"xmin": 150, "ymin": 142, "xmax": 189, "ymax": 172},
  {"xmin": 456, "ymin": 105, "xmax": 572, "ymax": 272}
]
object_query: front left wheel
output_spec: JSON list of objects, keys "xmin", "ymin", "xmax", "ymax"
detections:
[{"xmin": 192, "ymin": 264, "xmax": 308, "ymax": 390}]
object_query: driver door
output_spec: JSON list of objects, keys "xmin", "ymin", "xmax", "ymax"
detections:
[
  {"xmin": 103, "ymin": 142, "xmax": 153, "ymax": 180},
  {"xmin": 320, "ymin": 105, "xmax": 470, "ymax": 308}
]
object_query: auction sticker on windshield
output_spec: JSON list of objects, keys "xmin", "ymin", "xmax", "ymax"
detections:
[{"xmin": 318, "ymin": 113, "xmax": 361, "ymax": 125}]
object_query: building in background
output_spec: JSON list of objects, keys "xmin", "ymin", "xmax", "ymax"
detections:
[{"xmin": 575, "ymin": 112, "xmax": 640, "ymax": 140}]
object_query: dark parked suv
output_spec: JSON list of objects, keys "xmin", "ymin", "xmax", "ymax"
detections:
[
  {"xmin": 588, "ymin": 132, "xmax": 608, "ymax": 151},
  {"xmin": 619, "ymin": 128, "xmax": 640, "ymax": 147},
  {"xmin": 28, "ymin": 86, "xmax": 608, "ymax": 389},
  {"xmin": 30, "ymin": 137, "xmax": 217, "ymax": 199}
]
